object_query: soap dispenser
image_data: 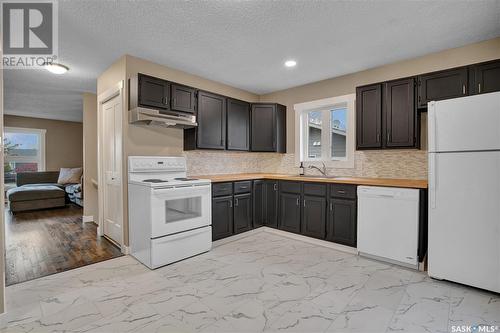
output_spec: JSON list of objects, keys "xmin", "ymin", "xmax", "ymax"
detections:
[{"xmin": 299, "ymin": 162, "xmax": 305, "ymax": 176}]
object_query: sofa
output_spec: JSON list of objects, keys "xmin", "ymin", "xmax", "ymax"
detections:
[{"xmin": 6, "ymin": 171, "xmax": 82, "ymax": 213}]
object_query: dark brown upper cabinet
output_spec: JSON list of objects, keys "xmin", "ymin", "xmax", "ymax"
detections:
[
  {"xmin": 470, "ymin": 59, "xmax": 500, "ymax": 95},
  {"xmin": 417, "ymin": 67, "xmax": 468, "ymax": 108},
  {"xmin": 170, "ymin": 84, "xmax": 196, "ymax": 114},
  {"xmin": 356, "ymin": 84, "xmax": 382, "ymax": 149},
  {"xmin": 227, "ymin": 99, "xmax": 250, "ymax": 151},
  {"xmin": 384, "ymin": 78, "xmax": 417, "ymax": 148},
  {"xmin": 251, "ymin": 103, "xmax": 286, "ymax": 153},
  {"xmin": 193, "ymin": 90, "xmax": 226, "ymax": 150},
  {"xmin": 136, "ymin": 73, "xmax": 170, "ymax": 109}
]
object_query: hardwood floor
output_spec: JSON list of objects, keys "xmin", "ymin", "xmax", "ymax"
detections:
[{"xmin": 5, "ymin": 204, "xmax": 123, "ymax": 286}]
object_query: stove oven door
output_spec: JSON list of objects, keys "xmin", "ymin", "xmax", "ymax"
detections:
[{"xmin": 149, "ymin": 184, "xmax": 212, "ymax": 238}]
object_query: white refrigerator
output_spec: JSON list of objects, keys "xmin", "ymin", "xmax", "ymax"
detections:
[{"xmin": 428, "ymin": 91, "xmax": 500, "ymax": 293}]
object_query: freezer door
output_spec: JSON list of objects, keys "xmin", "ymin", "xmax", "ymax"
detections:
[
  {"xmin": 428, "ymin": 151, "xmax": 500, "ymax": 292},
  {"xmin": 428, "ymin": 91, "xmax": 500, "ymax": 153}
]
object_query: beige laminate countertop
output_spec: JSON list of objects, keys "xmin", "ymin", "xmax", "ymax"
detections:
[{"xmin": 191, "ymin": 173, "xmax": 428, "ymax": 189}]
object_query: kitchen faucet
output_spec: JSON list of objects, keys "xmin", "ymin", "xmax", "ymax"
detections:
[{"xmin": 308, "ymin": 162, "xmax": 328, "ymax": 176}]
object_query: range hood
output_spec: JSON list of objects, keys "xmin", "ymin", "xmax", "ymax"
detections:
[{"xmin": 129, "ymin": 107, "xmax": 197, "ymax": 129}]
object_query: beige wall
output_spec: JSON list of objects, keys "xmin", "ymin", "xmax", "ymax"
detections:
[
  {"xmin": 260, "ymin": 37, "xmax": 500, "ymax": 152},
  {"xmin": 97, "ymin": 55, "xmax": 259, "ymax": 246},
  {"xmin": 4, "ymin": 115, "xmax": 83, "ymax": 171},
  {"xmin": 83, "ymin": 93, "xmax": 98, "ymax": 222}
]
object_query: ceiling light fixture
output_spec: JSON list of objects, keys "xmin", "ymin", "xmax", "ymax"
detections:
[
  {"xmin": 44, "ymin": 62, "xmax": 69, "ymax": 74},
  {"xmin": 284, "ymin": 60, "xmax": 297, "ymax": 68}
]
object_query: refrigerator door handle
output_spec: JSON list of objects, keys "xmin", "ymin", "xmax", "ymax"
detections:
[
  {"xmin": 428, "ymin": 101, "xmax": 437, "ymax": 152},
  {"xmin": 429, "ymin": 153, "xmax": 437, "ymax": 209}
]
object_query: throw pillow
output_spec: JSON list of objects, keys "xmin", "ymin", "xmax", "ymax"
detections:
[{"xmin": 58, "ymin": 167, "xmax": 83, "ymax": 185}]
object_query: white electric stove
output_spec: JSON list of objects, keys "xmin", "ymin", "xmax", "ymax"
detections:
[{"xmin": 128, "ymin": 156, "xmax": 212, "ymax": 269}]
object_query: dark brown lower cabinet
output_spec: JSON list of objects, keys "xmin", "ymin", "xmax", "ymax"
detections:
[
  {"xmin": 213, "ymin": 180, "xmax": 357, "ymax": 245},
  {"xmin": 264, "ymin": 181, "xmax": 278, "ymax": 228},
  {"xmin": 301, "ymin": 195, "xmax": 326, "ymax": 239},
  {"xmin": 212, "ymin": 196, "xmax": 233, "ymax": 241},
  {"xmin": 279, "ymin": 192, "xmax": 301, "ymax": 233},
  {"xmin": 253, "ymin": 180, "xmax": 265, "ymax": 228},
  {"xmin": 327, "ymin": 198, "xmax": 357, "ymax": 247},
  {"xmin": 233, "ymin": 193, "xmax": 252, "ymax": 234}
]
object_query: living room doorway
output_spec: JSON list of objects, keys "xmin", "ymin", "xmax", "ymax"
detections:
[{"xmin": 2, "ymin": 84, "xmax": 122, "ymax": 286}]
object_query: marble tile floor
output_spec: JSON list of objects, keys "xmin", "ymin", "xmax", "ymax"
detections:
[{"xmin": 1, "ymin": 230, "xmax": 499, "ymax": 333}]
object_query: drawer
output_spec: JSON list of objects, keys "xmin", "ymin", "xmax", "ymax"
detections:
[
  {"xmin": 279, "ymin": 181, "xmax": 301, "ymax": 194},
  {"xmin": 234, "ymin": 181, "xmax": 252, "ymax": 194},
  {"xmin": 330, "ymin": 184, "xmax": 357, "ymax": 199},
  {"xmin": 212, "ymin": 182, "xmax": 233, "ymax": 197},
  {"xmin": 303, "ymin": 183, "xmax": 327, "ymax": 197}
]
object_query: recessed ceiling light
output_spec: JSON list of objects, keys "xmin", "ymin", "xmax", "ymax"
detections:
[
  {"xmin": 44, "ymin": 62, "xmax": 69, "ymax": 74},
  {"xmin": 284, "ymin": 60, "xmax": 297, "ymax": 68}
]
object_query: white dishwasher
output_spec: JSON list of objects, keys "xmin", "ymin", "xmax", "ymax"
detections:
[{"xmin": 357, "ymin": 186, "xmax": 420, "ymax": 269}]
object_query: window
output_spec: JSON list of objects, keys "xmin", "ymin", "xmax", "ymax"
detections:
[
  {"xmin": 4, "ymin": 127, "xmax": 46, "ymax": 184},
  {"xmin": 295, "ymin": 94, "xmax": 355, "ymax": 168}
]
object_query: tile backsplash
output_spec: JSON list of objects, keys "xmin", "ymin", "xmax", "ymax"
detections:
[{"xmin": 185, "ymin": 149, "xmax": 427, "ymax": 179}]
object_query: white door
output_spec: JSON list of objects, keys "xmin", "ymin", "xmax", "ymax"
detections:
[
  {"xmin": 428, "ymin": 151, "xmax": 500, "ymax": 292},
  {"xmin": 102, "ymin": 95, "xmax": 122, "ymax": 244},
  {"xmin": 428, "ymin": 91, "xmax": 500, "ymax": 153}
]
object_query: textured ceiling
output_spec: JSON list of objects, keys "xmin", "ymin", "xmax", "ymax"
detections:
[{"xmin": 4, "ymin": 0, "xmax": 500, "ymax": 122}]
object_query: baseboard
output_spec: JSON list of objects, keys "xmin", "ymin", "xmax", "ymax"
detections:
[
  {"xmin": 260, "ymin": 227, "xmax": 359, "ymax": 255},
  {"xmin": 212, "ymin": 227, "xmax": 358, "ymax": 255},
  {"xmin": 212, "ymin": 228, "xmax": 266, "ymax": 248},
  {"xmin": 121, "ymin": 245, "xmax": 130, "ymax": 255},
  {"xmin": 82, "ymin": 215, "xmax": 94, "ymax": 223}
]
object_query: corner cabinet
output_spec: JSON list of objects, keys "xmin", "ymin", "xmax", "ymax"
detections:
[
  {"xmin": 251, "ymin": 103, "xmax": 286, "ymax": 153},
  {"xmin": 185, "ymin": 91, "xmax": 226, "ymax": 150},
  {"xmin": 227, "ymin": 99, "xmax": 250, "ymax": 151}
]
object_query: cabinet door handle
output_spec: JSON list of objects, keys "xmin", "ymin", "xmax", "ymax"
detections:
[
  {"xmin": 330, "ymin": 202, "xmax": 333, "ymax": 211},
  {"xmin": 296, "ymin": 198, "xmax": 299, "ymax": 206},
  {"xmin": 163, "ymin": 97, "xmax": 168, "ymax": 105},
  {"xmin": 303, "ymin": 199, "xmax": 306, "ymax": 207},
  {"xmin": 337, "ymin": 190, "xmax": 346, "ymax": 194},
  {"xmin": 235, "ymin": 198, "xmax": 239, "ymax": 206},
  {"xmin": 273, "ymin": 184, "xmax": 277, "ymax": 191},
  {"xmin": 462, "ymin": 84, "xmax": 466, "ymax": 95},
  {"xmin": 376, "ymin": 133, "xmax": 380, "ymax": 143},
  {"xmin": 387, "ymin": 130, "xmax": 391, "ymax": 143},
  {"xmin": 478, "ymin": 83, "xmax": 481, "ymax": 93},
  {"xmin": 229, "ymin": 200, "xmax": 233, "ymax": 208}
]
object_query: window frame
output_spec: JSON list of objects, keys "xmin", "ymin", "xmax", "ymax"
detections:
[
  {"xmin": 4, "ymin": 126, "xmax": 47, "ymax": 172},
  {"xmin": 294, "ymin": 93, "xmax": 355, "ymax": 168}
]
